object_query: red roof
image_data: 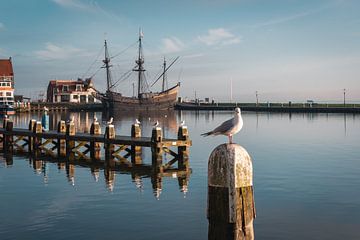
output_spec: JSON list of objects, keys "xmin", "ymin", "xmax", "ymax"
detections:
[{"xmin": 0, "ymin": 59, "xmax": 13, "ymax": 76}]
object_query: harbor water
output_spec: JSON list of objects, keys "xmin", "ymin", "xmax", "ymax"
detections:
[{"xmin": 1, "ymin": 110, "xmax": 359, "ymax": 240}]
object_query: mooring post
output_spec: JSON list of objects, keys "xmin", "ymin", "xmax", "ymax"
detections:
[
  {"xmin": 57, "ymin": 120, "xmax": 66, "ymax": 157},
  {"xmin": 104, "ymin": 124, "xmax": 115, "ymax": 162},
  {"xmin": 177, "ymin": 125, "xmax": 190, "ymax": 171},
  {"xmin": 33, "ymin": 121, "xmax": 43, "ymax": 157},
  {"xmin": 4, "ymin": 120, "xmax": 14, "ymax": 153},
  {"xmin": 131, "ymin": 123, "xmax": 142, "ymax": 164},
  {"xmin": 66, "ymin": 122, "xmax": 76, "ymax": 160},
  {"xmin": 207, "ymin": 144, "xmax": 255, "ymax": 240},
  {"xmin": 90, "ymin": 122, "xmax": 101, "ymax": 161},
  {"xmin": 28, "ymin": 119, "xmax": 36, "ymax": 152},
  {"xmin": 151, "ymin": 126, "xmax": 163, "ymax": 173}
]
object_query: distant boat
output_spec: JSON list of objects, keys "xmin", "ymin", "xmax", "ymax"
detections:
[{"xmin": 97, "ymin": 31, "xmax": 180, "ymax": 111}]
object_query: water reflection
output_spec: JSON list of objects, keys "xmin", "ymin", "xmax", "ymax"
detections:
[{"xmin": 0, "ymin": 155, "xmax": 191, "ymax": 199}]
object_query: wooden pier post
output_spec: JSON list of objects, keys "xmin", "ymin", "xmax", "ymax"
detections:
[
  {"xmin": 28, "ymin": 119, "xmax": 36, "ymax": 152},
  {"xmin": 151, "ymin": 126, "xmax": 163, "ymax": 173},
  {"xmin": 104, "ymin": 124, "xmax": 115, "ymax": 162},
  {"xmin": 66, "ymin": 122, "xmax": 75, "ymax": 160},
  {"xmin": 131, "ymin": 123, "xmax": 142, "ymax": 164},
  {"xmin": 32, "ymin": 122, "xmax": 42, "ymax": 157},
  {"xmin": 207, "ymin": 144, "xmax": 255, "ymax": 240},
  {"xmin": 177, "ymin": 125, "xmax": 190, "ymax": 171},
  {"xmin": 57, "ymin": 120, "xmax": 66, "ymax": 157},
  {"xmin": 4, "ymin": 120, "xmax": 14, "ymax": 153},
  {"xmin": 90, "ymin": 122, "xmax": 101, "ymax": 161}
]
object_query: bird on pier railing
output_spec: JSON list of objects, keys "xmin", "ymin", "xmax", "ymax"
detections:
[
  {"xmin": 180, "ymin": 120, "xmax": 185, "ymax": 127},
  {"xmin": 67, "ymin": 115, "xmax": 75, "ymax": 124},
  {"xmin": 107, "ymin": 117, "xmax": 113, "ymax": 125},
  {"xmin": 135, "ymin": 118, "xmax": 141, "ymax": 125},
  {"xmin": 153, "ymin": 120, "xmax": 159, "ymax": 128},
  {"xmin": 93, "ymin": 115, "xmax": 98, "ymax": 124},
  {"xmin": 201, "ymin": 107, "xmax": 243, "ymax": 144},
  {"xmin": 43, "ymin": 106, "xmax": 49, "ymax": 112}
]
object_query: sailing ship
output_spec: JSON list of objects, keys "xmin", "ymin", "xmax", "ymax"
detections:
[{"xmin": 98, "ymin": 32, "xmax": 180, "ymax": 111}]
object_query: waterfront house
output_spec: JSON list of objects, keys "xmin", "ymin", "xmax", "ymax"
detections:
[
  {"xmin": 46, "ymin": 78, "xmax": 98, "ymax": 103},
  {"xmin": 0, "ymin": 57, "xmax": 15, "ymax": 114}
]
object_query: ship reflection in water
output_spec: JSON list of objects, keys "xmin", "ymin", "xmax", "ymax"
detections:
[{"xmin": 1, "ymin": 154, "xmax": 191, "ymax": 199}]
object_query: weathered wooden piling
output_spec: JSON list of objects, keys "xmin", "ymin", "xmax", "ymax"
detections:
[
  {"xmin": 28, "ymin": 119, "xmax": 36, "ymax": 152},
  {"xmin": 4, "ymin": 120, "xmax": 13, "ymax": 153},
  {"xmin": 33, "ymin": 122, "xmax": 42, "ymax": 157},
  {"xmin": 151, "ymin": 127, "xmax": 163, "ymax": 173},
  {"xmin": 105, "ymin": 124, "xmax": 115, "ymax": 163},
  {"xmin": 66, "ymin": 122, "xmax": 75, "ymax": 160},
  {"xmin": 207, "ymin": 144, "xmax": 255, "ymax": 240},
  {"xmin": 90, "ymin": 122, "xmax": 101, "ymax": 160},
  {"xmin": 177, "ymin": 125, "xmax": 190, "ymax": 171},
  {"xmin": 131, "ymin": 123, "xmax": 142, "ymax": 164},
  {"xmin": 57, "ymin": 120, "xmax": 66, "ymax": 157}
]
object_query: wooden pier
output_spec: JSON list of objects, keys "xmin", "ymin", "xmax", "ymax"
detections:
[{"xmin": 0, "ymin": 119, "xmax": 192, "ymax": 179}]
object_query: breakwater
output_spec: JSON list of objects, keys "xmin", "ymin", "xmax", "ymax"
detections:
[{"xmin": 175, "ymin": 102, "xmax": 360, "ymax": 113}]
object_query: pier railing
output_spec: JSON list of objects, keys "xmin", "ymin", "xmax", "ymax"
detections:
[{"xmin": 0, "ymin": 119, "xmax": 192, "ymax": 176}]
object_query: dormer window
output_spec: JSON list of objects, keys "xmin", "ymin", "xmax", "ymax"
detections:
[
  {"xmin": 62, "ymin": 85, "xmax": 69, "ymax": 92},
  {"xmin": 76, "ymin": 84, "xmax": 82, "ymax": 91}
]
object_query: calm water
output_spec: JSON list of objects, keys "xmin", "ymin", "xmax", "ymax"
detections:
[{"xmin": 1, "ymin": 110, "xmax": 359, "ymax": 240}]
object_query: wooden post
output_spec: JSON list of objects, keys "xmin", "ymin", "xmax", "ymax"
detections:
[
  {"xmin": 90, "ymin": 122, "xmax": 101, "ymax": 161},
  {"xmin": 104, "ymin": 124, "xmax": 115, "ymax": 162},
  {"xmin": 57, "ymin": 120, "xmax": 66, "ymax": 157},
  {"xmin": 66, "ymin": 122, "xmax": 75, "ymax": 160},
  {"xmin": 4, "ymin": 120, "xmax": 13, "ymax": 154},
  {"xmin": 28, "ymin": 119, "xmax": 36, "ymax": 152},
  {"xmin": 208, "ymin": 144, "xmax": 255, "ymax": 240},
  {"xmin": 151, "ymin": 127, "xmax": 163, "ymax": 173},
  {"xmin": 131, "ymin": 123, "xmax": 142, "ymax": 164},
  {"xmin": 32, "ymin": 121, "xmax": 42, "ymax": 157},
  {"xmin": 177, "ymin": 125, "xmax": 190, "ymax": 171}
]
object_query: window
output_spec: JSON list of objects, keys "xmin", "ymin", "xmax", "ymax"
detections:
[
  {"xmin": 62, "ymin": 85, "xmax": 69, "ymax": 92},
  {"xmin": 80, "ymin": 95, "xmax": 87, "ymax": 103},
  {"xmin": 6, "ymin": 92, "xmax": 12, "ymax": 96},
  {"xmin": 76, "ymin": 84, "xmax": 82, "ymax": 91},
  {"xmin": 61, "ymin": 95, "xmax": 70, "ymax": 102},
  {"xmin": 73, "ymin": 95, "xmax": 78, "ymax": 99}
]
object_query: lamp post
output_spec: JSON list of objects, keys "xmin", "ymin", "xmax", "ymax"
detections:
[
  {"xmin": 255, "ymin": 91, "xmax": 259, "ymax": 107},
  {"xmin": 343, "ymin": 88, "xmax": 346, "ymax": 107}
]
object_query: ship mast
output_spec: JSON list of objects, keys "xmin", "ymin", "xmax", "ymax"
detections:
[
  {"xmin": 103, "ymin": 40, "xmax": 112, "ymax": 92},
  {"xmin": 162, "ymin": 57, "xmax": 167, "ymax": 92},
  {"xmin": 133, "ymin": 29, "xmax": 145, "ymax": 98}
]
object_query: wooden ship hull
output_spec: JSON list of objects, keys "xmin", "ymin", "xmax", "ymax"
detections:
[{"xmin": 102, "ymin": 83, "xmax": 179, "ymax": 111}]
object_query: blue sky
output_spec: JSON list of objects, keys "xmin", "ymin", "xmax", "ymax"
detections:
[{"xmin": 0, "ymin": 0, "xmax": 359, "ymax": 102}]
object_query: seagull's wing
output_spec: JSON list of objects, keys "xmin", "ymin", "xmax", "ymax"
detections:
[{"xmin": 201, "ymin": 117, "xmax": 234, "ymax": 136}]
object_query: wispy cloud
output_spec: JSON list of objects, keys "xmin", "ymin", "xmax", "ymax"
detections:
[
  {"xmin": 52, "ymin": 0, "xmax": 95, "ymax": 11},
  {"xmin": 0, "ymin": 22, "xmax": 5, "ymax": 30},
  {"xmin": 34, "ymin": 42, "xmax": 90, "ymax": 60},
  {"xmin": 161, "ymin": 37, "xmax": 185, "ymax": 53},
  {"xmin": 197, "ymin": 28, "xmax": 241, "ymax": 46}
]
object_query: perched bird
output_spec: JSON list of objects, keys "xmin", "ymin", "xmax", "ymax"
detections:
[
  {"xmin": 135, "ymin": 118, "xmax": 141, "ymax": 125},
  {"xmin": 180, "ymin": 120, "xmax": 185, "ymax": 126},
  {"xmin": 201, "ymin": 107, "xmax": 243, "ymax": 144},
  {"xmin": 93, "ymin": 115, "xmax": 98, "ymax": 124},
  {"xmin": 153, "ymin": 120, "xmax": 159, "ymax": 128},
  {"xmin": 107, "ymin": 117, "xmax": 114, "ymax": 125},
  {"xmin": 67, "ymin": 115, "xmax": 75, "ymax": 124},
  {"xmin": 43, "ymin": 106, "xmax": 49, "ymax": 112}
]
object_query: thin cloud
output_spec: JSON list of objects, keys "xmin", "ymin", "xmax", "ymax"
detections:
[
  {"xmin": 197, "ymin": 28, "xmax": 241, "ymax": 46},
  {"xmin": 161, "ymin": 37, "xmax": 185, "ymax": 53},
  {"xmin": 34, "ymin": 42, "xmax": 90, "ymax": 60},
  {"xmin": 0, "ymin": 22, "xmax": 4, "ymax": 30},
  {"xmin": 52, "ymin": 0, "xmax": 94, "ymax": 11}
]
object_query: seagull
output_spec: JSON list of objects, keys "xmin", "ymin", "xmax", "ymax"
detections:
[
  {"xmin": 135, "ymin": 118, "xmax": 141, "ymax": 125},
  {"xmin": 180, "ymin": 120, "xmax": 185, "ymax": 126},
  {"xmin": 93, "ymin": 115, "xmax": 98, "ymax": 124},
  {"xmin": 67, "ymin": 115, "xmax": 75, "ymax": 124},
  {"xmin": 201, "ymin": 107, "xmax": 243, "ymax": 144},
  {"xmin": 153, "ymin": 120, "xmax": 159, "ymax": 128},
  {"xmin": 43, "ymin": 106, "xmax": 49, "ymax": 112},
  {"xmin": 107, "ymin": 117, "xmax": 113, "ymax": 125}
]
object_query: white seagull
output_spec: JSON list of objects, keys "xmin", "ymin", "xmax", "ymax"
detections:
[
  {"xmin": 180, "ymin": 120, "xmax": 185, "ymax": 126},
  {"xmin": 201, "ymin": 107, "xmax": 243, "ymax": 144},
  {"xmin": 67, "ymin": 115, "xmax": 75, "ymax": 124},
  {"xmin": 93, "ymin": 115, "xmax": 98, "ymax": 123},
  {"xmin": 153, "ymin": 120, "xmax": 159, "ymax": 128},
  {"xmin": 135, "ymin": 118, "xmax": 141, "ymax": 125},
  {"xmin": 107, "ymin": 117, "xmax": 114, "ymax": 125}
]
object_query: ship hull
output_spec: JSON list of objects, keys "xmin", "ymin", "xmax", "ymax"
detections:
[{"xmin": 101, "ymin": 84, "xmax": 180, "ymax": 111}]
